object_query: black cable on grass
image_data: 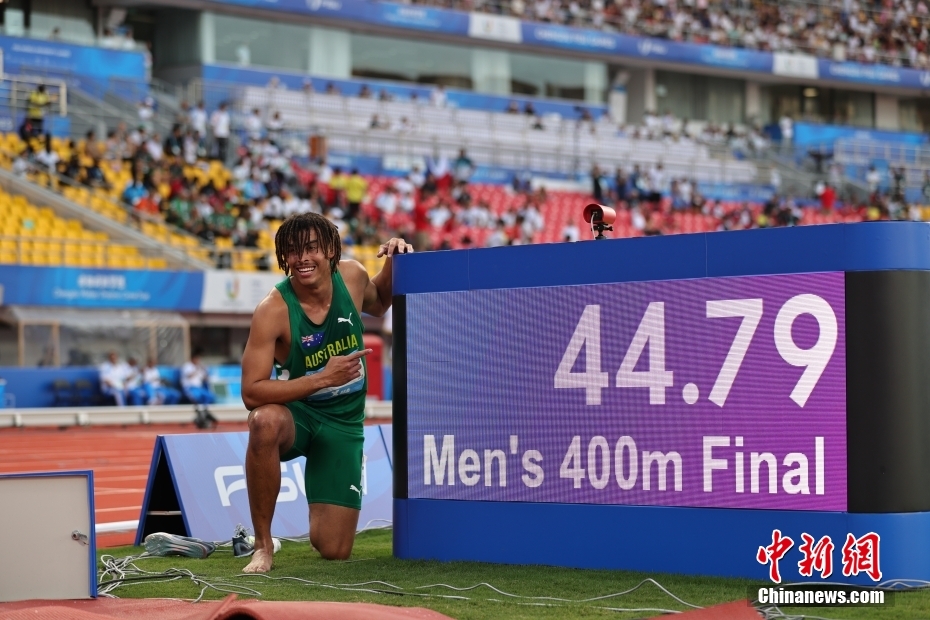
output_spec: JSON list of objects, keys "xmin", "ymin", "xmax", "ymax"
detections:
[{"xmin": 274, "ymin": 213, "xmax": 342, "ymax": 276}]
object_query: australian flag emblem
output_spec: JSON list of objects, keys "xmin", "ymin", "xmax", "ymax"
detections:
[{"xmin": 301, "ymin": 332, "xmax": 324, "ymax": 348}]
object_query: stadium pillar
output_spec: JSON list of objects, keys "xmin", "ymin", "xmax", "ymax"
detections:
[
  {"xmin": 745, "ymin": 81, "xmax": 761, "ymax": 123},
  {"xmin": 875, "ymin": 95, "xmax": 900, "ymax": 131},
  {"xmin": 625, "ymin": 68, "xmax": 654, "ymax": 123},
  {"xmin": 472, "ymin": 49, "xmax": 510, "ymax": 95}
]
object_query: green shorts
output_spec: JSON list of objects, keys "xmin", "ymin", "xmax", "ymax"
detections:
[{"xmin": 280, "ymin": 402, "xmax": 364, "ymax": 510}]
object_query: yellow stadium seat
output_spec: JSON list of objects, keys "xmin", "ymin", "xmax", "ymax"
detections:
[
  {"xmin": 147, "ymin": 257, "xmax": 168, "ymax": 269},
  {"xmin": 0, "ymin": 250, "xmax": 16, "ymax": 264},
  {"xmin": 107, "ymin": 255, "xmax": 129, "ymax": 268},
  {"xmin": 64, "ymin": 253, "xmax": 81, "ymax": 267}
]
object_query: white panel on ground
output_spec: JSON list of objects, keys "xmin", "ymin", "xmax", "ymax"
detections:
[{"xmin": 0, "ymin": 474, "xmax": 93, "ymax": 601}]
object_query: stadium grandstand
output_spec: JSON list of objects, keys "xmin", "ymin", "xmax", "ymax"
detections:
[{"xmin": 0, "ymin": 0, "xmax": 929, "ymax": 607}]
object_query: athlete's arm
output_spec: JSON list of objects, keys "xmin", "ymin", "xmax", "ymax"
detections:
[
  {"xmin": 352, "ymin": 237, "xmax": 412, "ymax": 318},
  {"xmin": 241, "ymin": 293, "xmax": 371, "ymax": 410}
]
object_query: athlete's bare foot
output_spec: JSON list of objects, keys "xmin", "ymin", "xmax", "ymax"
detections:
[{"xmin": 242, "ymin": 548, "xmax": 274, "ymax": 573}]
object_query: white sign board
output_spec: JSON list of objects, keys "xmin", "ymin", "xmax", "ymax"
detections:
[
  {"xmin": 200, "ymin": 270, "xmax": 283, "ymax": 314},
  {"xmin": 0, "ymin": 471, "xmax": 96, "ymax": 601}
]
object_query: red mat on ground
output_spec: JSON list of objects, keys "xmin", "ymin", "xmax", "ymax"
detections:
[
  {"xmin": 649, "ymin": 599, "xmax": 762, "ymax": 619},
  {"xmin": 0, "ymin": 595, "xmax": 453, "ymax": 620}
]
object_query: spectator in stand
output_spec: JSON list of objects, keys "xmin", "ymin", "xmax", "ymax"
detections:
[
  {"xmin": 613, "ymin": 166, "xmax": 628, "ymax": 204},
  {"xmin": 138, "ymin": 97, "xmax": 156, "ymax": 132},
  {"xmin": 190, "ymin": 101, "xmax": 208, "ymax": 138},
  {"xmin": 428, "ymin": 154, "xmax": 452, "ymax": 192},
  {"xmin": 124, "ymin": 358, "xmax": 148, "ymax": 406},
  {"xmin": 453, "ymin": 149, "xmax": 474, "ymax": 183},
  {"xmin": 524, "ymin": 101, "xmax": 536, "ymax": 116},
  {"xmin": 866, "ymin": 166, "xmax": 882, "ymax": 195},
  {"xmin": 408, "ymin": 164, "xmax": 425, "ymax": 188},
  {"xmin": 99, "ymin": 351, "xmax": 129, "ymax": 407},
  {"xmin": 359, "ymin": 84, "xmax": 373, "ymax": 99},
  {"xmin": 648, "ymin": 163, "xmax": 666, "ymax": 205},
  {"xmin": 391, "ymin": 116, "xmax": 414, "ymax": 133},
  {"xmin": 164, "ymin": 124, "xmax": 184, "ymax": 158},
  {"xmin": 591, "ymin": 164, "xmax": 605, "ymax": 203},
  {"xmin": 779, "ymin": 114, "xmax": 794, "ymax": 154},
  {"xmin": 210, "ymin": 102, "xmax": 231, "ymax": 162},
  {"xmin": 181, "ymin": 349, "xmax": 217, "ymax": 429},
  {"xmin": 429, "ymin": 199, "xmax": 453, "ymax": 229},
  {"xmin": 145, "ymin": 132, "xmax": 164, "ymax": 162},
  {"xmin": 183, "ymin": 130, "xmax": 205, "ymax": 164},
  {"xmin": 892, "ymin": 167, "xmax": 907, "ymax": 201},
  {"xmin": 561, "ymin": 219, "xmax": 580, "ymax": 242},
  {"xmin": 431, "ymin": 84, "xmax": 447, "ymax": 108},
  {"xmin": 412, "ymin": 196, "xmax": 432, "ymax": 251},
  {"xmin": 506, "ymin": 101, "xmax": 520, "ymax": 114},
  {"xmin": 820, "ymin": 183, "xmax": 837, "ymax": 212},
  {"xmin": 176, "ymin": 100, "xmax": 191, "ymax": 132},
  {"xmin": 315, "ymin": 157, "xmax": 333, "ymax": 185},
  {"xmin": 123, "ymin": 170, "xmax": 148, "ymax": 206},
  {"xmin": 36, "ymin": 134, "xmax": 60, "ymax": 173},
  {"xmin": 421, "ymin": 171, "xmax": 438, "ymax": 195},
  {"xmin": 26, "ymin": 84, "xmax": 52, "ymax": 137},
  {"xmin": 345, "ymin": 169, "xmax": 368, "ymax": 222},
  {"xmin": 328, "ymin": 167, "xmax": 348, "ymax": 207},
  {"xmin": 375, "ymin": 184, "xmax": 399, "ymax": 217},
  {"xmin": 267, "ymin": 111, "xmax": 284, "ymax": 142},
  {"xmin": 245, "ymin": 108, "xmax": 263, "ymax": 142},
  {"xmin": 486, "ymin": 221, "xmax": 508, "ymax": 247},
  {"xmin": 142, "ymin": 357, "xmax": 181, "ymax": 405}
]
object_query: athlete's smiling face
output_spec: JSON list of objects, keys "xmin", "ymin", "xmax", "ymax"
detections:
[{"xmin": 287, "ymin": 232, "xmax": 333, "ymax": 286}]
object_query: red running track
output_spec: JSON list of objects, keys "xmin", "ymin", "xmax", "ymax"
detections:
[{"xmin": 0, "ymin": 422, "xmax": 248, "ymax": 548}]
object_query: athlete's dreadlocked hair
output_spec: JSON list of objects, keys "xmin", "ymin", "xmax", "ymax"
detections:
[{"xmin": 274, "ymin": 213, "xmax": 342, "ymax": 276}]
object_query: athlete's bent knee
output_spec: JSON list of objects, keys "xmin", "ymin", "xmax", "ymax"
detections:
[
  {"xmin": 248, "ymin": 405, "xmax": 287, "ymax": 437},
  {"xmin": 317, "ymin": 543, "xmax": 352, "ymax": 561}
]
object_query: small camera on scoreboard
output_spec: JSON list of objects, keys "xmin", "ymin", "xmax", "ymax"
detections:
[{"xmin": 583, "ymin": 203, "xmax": 616, "ymax": 240}]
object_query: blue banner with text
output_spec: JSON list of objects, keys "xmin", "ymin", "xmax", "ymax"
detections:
[
  {"xmin": 0, "ymin": 266, "xmax": 203, "ymax": 310},
  {"xmin": 207, "ymin": 0, "xmax": 930, "ymax": 91},
  {"xmin": 137, "ymin": 426, "xmax": 394, "ymax": 542},
  {"xmin": 0, "ymin": 35, "xmax": 146, "ymax": 94}
]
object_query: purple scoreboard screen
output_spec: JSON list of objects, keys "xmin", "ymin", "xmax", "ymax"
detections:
[{"xmin": 406, "ymin": 272, "xmax": 846, "ymax": 511}]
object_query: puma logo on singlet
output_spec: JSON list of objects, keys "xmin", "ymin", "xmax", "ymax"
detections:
[
  {"xmin": 337, "ymin": 314, "xmax": 353, "ymax": 327},
  {"xmin": 349, "ymin": 484, "xmax": 362, "ymax": 497}
]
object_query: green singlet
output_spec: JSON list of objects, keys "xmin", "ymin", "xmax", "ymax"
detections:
[{"xmin": 275, "ymin": 271, "xmax": 367, "ymax": 510}]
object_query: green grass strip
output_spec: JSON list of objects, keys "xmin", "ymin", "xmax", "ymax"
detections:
[{"xmin": 97, "ymin": 529, "xmax": 930, "ymax": 619}]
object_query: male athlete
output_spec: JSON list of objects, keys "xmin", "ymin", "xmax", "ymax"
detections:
[{"xmin": 240, "ymin": 212, "xmax": 410, "ymax": 572}]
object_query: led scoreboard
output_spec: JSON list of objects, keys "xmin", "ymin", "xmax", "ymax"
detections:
[{"xmin": 392, "ymin": 223, "xmax": 930, "ymax": 583}]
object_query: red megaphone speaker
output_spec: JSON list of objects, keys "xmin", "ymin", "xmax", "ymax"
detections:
[
  {"xmin": 582, "ymin": 204, "xmax": 617, "ymax": 225},
  {"xmin": 583, "ymin": 204, "xmax": 616, "ymax": 240}
]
